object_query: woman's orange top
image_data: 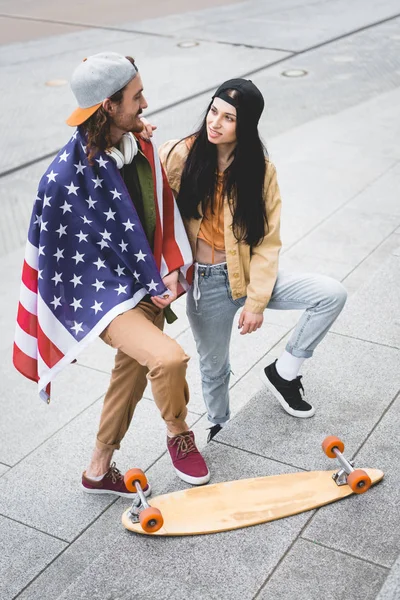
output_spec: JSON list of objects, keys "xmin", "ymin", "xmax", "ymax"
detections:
[{"xmin": 197, "ymin": 173, "xmax": 226, "ymax": 262}]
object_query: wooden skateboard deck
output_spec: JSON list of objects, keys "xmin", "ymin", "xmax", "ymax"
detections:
[{"xmin": 122, "ymin": 468, "xmax": 383, "ymax": 536}]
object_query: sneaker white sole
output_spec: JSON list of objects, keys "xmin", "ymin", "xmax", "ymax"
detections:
[
  {"xmin": 82, "ymin": 482, "xmax": 152, "ymax": 499},
  {"xmin": 259, "ymin": 369, "xmax": 315, "ymax": 418},
  {"xmin": 173, "ymin": 468, "xmax": 211, "ymax": 486}
]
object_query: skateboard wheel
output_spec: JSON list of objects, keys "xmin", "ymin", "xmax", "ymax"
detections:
[
  {"xmin": 124, "ymin": 468, "xmax": 148, "ymax": 493},
  {"xmin": 347, "ymin": 469, "xmax": 372, "ymax": 494},
  {"xmin": 139, "ymin": 507, "xmax": 164, "ymax": 533},
  {"xmin": 322, "ymin": 436, "xmax": 345, "ymax": 458}
]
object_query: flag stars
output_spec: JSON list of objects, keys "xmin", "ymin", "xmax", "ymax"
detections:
[
  {"xmin": 46, "ymin": 171, "xmax": 58, "ymax": 183},
  {"xmin": 38, "ymin": 245, "xmax": 46, "ymax": 256},
  {"xmin": 85, "ymin": 196, "xmax": 97, "ymax": 209},
  {"xmin": 104, "ymin": 208, "xmax": 116, "ymax": 221},
  {"xmin": 97, "ymin": 239, "xmax": 109, "ymax": 250},
  {"xmin": 65, "ymin": 181, "xmax": 79, "ymax": 196},
  {"xmin": 92, "ymin": 279, "xmax": 105, "ymax": 292},
  {"xmin": 50, "ymin": 295, "xmax": 62, "ymax": 309},
  {"xmin": 55, "ymin": 224, "xmax": 68, "ymax": 238},
  {"xmin": 52, "ymin": 272, "xmax": 62, "ymax": 285},
  {"xmin": 81, "ymin": 215, "xmax": 92, "ymax": 225},
  {"xmin": 70, "ymin": 297, "xmax": 83, "ymax": 311},
  {"xmin": 119, "ymin": 240, "xmax": 128, "ymax": 253},
  {"xmin": 75, "ymin": 230, "xmax": 88, "ymax": 243},
  {"xmin": 70, "ymin": 274, "xmax": 83, "ymax": 288},
  {"xmin": 96, "ymin": 156, "xmax": 108, "ymax": 169},
  {"xmin": 53, "ymin": 248, "xmax": 64, "ymax": 261},
  {"xmin": 43, "ymin": 194, "xmax": 52, "ymax": 208},
  {"xmin": 100, "ymin": 229, "xmax": 112, "ymax": 241},
  {"xmin": 134, "ymin": 250, "xmax": 147, "ymax": 262},
  {"xmin": 133, "ymin": 271, "xmax": 140, "ymax": 280},
  {"xmin": 34, "ymin": 214, "xmax": 42, "ymax": 227},
  {"xmin": 114, "ymin": 284, "xmax": 128, "ymax": 295},
  {"xmin": 147, "ymin": 280, "xmax": 159, "ymax": 292},
  {"xmin": 93, "ymin": 258, "xmax": 106, "ymax": 270},
  {"xmin": 92, "ymin": 176, "xmax": 103, "ymax": 189},
  {"xmin": 110, "ymin": 188, "xmax": 122, "ymax": 200},
  {"xmin": 122, "ymin": 219, "xmax": 135, "ymax": 231},
  {"xmin": 74, "ymin": 161, "xmax": 86, "ymax": 175},
  {"xmin": 71, "ymin": 321, "xmax": 84, "ymax": 336},
  {"xmin": 40, "ymin": 220, "xmax": 48, "ymax": 232},
  {"xmin": 72, "ymin": 251, "xmax": 85, "ymax": 265},
  {"xmin": 115, "ymin": 265, "xmax": 125, "ymax": 276},
  {"xmin": 58, "ymin": 150, "xmax": 70, "ymax": 163},
  {"xmin": 91, "ymin": 300, "xmax": 103, "ymax": 314},
  {"xmin": 60, "ymin": 200, "xmax": 72, "ymax": 214}
]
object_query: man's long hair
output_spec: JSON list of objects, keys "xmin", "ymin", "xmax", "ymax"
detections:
[
  {"xmin": 81, "ymin": 56, "xmax": 136, "ymax": 164},
  {"xmin": 173, "ymin": 89, "xmax": 268, "ymax": 247}
]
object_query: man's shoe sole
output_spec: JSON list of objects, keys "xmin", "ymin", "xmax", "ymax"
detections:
[
  {"xmin": 82, "ymin": 483, "xmax": 152, "ymax": 499},
  {"xmin": 259, "ymin": 369, "xmax": 316, "ymax": 418},
  {"xmin": 173, "ymin": 468, "xmax": 211, "ymax": 486}
]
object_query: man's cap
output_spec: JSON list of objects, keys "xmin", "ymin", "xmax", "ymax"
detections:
[
  {"xmin": 213, "ymin": 78, "xmax": 265, "ymax": 125},
  {"xmin": 66, "ymin": 52, "xmax": 138, "ymax": 127}
]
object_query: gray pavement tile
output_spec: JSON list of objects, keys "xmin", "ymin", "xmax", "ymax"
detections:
[
  {"xmin": 130, "ymin": 0, "xmax": 400, "ymax": 51},
  {"xmin": 1, "ymin": 356, "xmax": 110, "ymax": 465},
  {"xmin": 216, "ymin": 333, "xmax": 400, "ymax": 471},
  {"xmin": 0, "ymin": 515, "xmax": 67, "ymax": 600},
  {"xmin": 281, "ymin": 207, "xmax": 399, "ymax": 281},
  {"xmin": 333, "ymin": 253, "xmax": 400, "ymax": 348},
  {"xmin": 349, "ymin": 162, "xmax": 400, "ymax": 218},
  {"xmin": 143, "ymin": 320, "xmax": 289, "ymax": 415},
  {"xmin": 342, "ymin": 233, "xmax": 400, "ymax": 296},
  {"xmin": 0, "ymin": 31, "xmax": 287, "ymax": 173},
  {"xmin": 259, "ymin": 538, "xmax": 388, "ymax": 600},
  {"xmin": 303, "ymin": 395, "xmax": 400, "ymax": 568},
  {"xmin": 0, "ymin": 463, "xmax": 10, "ymax": 477},
  {"xmin": 0, "ymin": 397, "xmax": 200, "ymax": 541},
  {"xmin": 377, "ymin": 555, "xmax": 400, "ymax": 600},
  {"xmin": 23, "ymin": 445, "xmax": 312, "ymax": 600}
]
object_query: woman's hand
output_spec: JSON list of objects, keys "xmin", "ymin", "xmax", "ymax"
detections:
[
  {"xmin": 238, "ymin": 309, "xmax": 263, "ymax": 335},
  {"xmin": 151, "ymin": 270, "xmax": 179, "ymax": 309},
  {"xmin": 139, "ymin": 117, "xmax": 157, "ymax": 141}
]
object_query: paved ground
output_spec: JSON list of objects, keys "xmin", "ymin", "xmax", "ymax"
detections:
[{"xmin": 0, "ymin": 1, "xmax": 399, "ymax": 599}]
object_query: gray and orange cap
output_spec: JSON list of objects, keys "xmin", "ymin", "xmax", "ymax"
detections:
[
  {"xmin": 213, "ymin": 78, "xmax": 264, "ymax": 125},
  {"xmin": 66, "ymin": 52, "xmax": 138, "ymax": 127}
]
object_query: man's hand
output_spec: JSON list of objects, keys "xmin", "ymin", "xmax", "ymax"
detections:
[
  {"xmin": 238, "ymin": 309, "xmax": 263, "ymax": 335},
  {"xmin": 139, "ymin": 117, "xmax": 157, "ymax": 141},
  {"xmin": 151, "ymin": 270, "xmax": 179, "ymax": 309}
]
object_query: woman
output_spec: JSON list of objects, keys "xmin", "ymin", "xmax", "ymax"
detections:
[{"xmin": 158, "ymin": 78, "xmax": 347, "ymax": 441}]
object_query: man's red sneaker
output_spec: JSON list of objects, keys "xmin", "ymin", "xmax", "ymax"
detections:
[
  {"xmin": 167, "ymin": 431, "xmax": 210, "ymax": 485},
  {"xmin": 82, "ymin": 462, "xmax": 152, "ymax": 498}
]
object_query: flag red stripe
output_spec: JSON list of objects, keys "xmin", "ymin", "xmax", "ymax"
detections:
[
  {"xmin": 22, "ymin": 260, "xmax": 38, "ymax": 293},
  {"xmin": 17, "ymin": 302, "xmax": 38, "ymax": 337},
  {"xmin": 13, "ymin": 343, "xmax": 38, "ymax": 382},
  {"xmin": 160, "ymin": 167, "xmax": 185, "ymax": 271},
  {"xmin": 37, "ymin": 324, "xmax": 64, "ymax": 368}
]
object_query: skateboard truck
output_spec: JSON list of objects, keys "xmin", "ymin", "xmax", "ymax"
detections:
[
  {"xmin": 124, "ymin": 468, "xmax": 164, "ymax": 533},
  {"xmin": 322, "ymin": 436, "xmax": 372, "ymax": 494}
]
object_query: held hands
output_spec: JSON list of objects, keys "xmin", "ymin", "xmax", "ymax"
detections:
[
  {"xmin": 151, "ymin": 270, "xmax": 179, "ymax": 309},
  {"xmin": 238, "ymin": 309, "xmax": 263, "ymax": 335},
  {"xmin": 139, "ymin": 117, "xmax": 157, "ymax": 141}
]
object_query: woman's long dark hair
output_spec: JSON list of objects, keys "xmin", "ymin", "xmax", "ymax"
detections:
[{"xmin": 175, "ymin": 89, "xmax": 268, "ymax": 247}]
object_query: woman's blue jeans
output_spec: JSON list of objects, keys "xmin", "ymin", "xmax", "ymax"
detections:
[{"xmin": 186, "ymin": 263, "xmax": 347, "ymax": 425}]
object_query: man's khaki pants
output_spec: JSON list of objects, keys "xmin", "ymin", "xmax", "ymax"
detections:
[{"xmin": 96, "ymin": 302, "xmax": 190, "ymax": 451}]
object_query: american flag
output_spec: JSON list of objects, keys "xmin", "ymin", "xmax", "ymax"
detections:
[{"xmin": 13, "ymin": 129, "xmax": 192, "ymax": 402}]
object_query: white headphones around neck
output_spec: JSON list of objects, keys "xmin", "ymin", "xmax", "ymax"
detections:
[{"xmin": 106, "ymin": 132, "xmax": 138, "ymax": 169}]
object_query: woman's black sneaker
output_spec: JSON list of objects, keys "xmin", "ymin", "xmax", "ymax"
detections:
[
  {"xmin": 207, "ymin": 424, "xmax": 223, "ymax": 442},
  {"xmin": 260, "ymin": 360, "xmax": 315, "ymax": 418}
]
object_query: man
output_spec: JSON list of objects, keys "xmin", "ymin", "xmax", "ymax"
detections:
[{"xmin": 13, "ymin": 52, "xmax": 210, "ymax": 497}]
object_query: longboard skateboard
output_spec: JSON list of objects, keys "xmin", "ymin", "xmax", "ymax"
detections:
[{"xmin": 121, "ymin": 436, "xmax": 384, "ymax": 537}]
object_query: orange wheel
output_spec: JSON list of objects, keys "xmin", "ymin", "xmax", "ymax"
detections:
[
  {"xmin": 124, "ymin": 468, "xmax": 147, "ymax": 493},
  {"xmin": 347, "ymin": 470, "xmax": 372, "ymax": 494},
  {"xmin": 139, "ymin": 507, "xmax": 164, "ymax": 533},
  {"xmin": 322, "ymin": 435, "xmax": 345, "ymax": 458}
]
